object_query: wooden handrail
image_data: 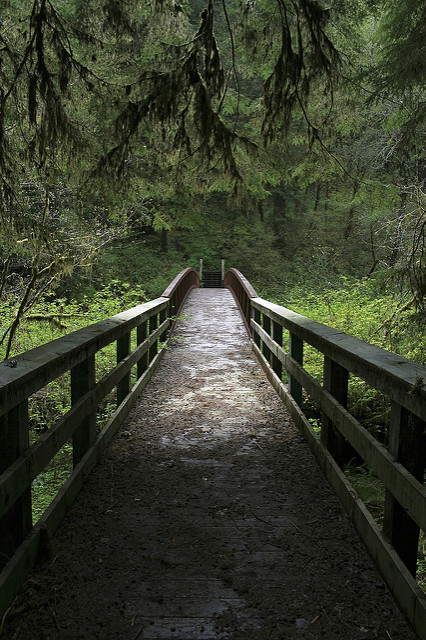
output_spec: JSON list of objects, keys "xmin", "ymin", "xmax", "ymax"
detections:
[
  {"xmin": 251, "ymin": 297, "xmax": 425, "ymax": 419},
  {"xmin": 224, "ymin": 268, "xmax": 258, "ymax": 334},
  {"xmin": 0, "ymin": 299, "xmax": 168, "ymax": 416},
  {"xmin": 225, "ymin": 269, "xmax": 426, "ymax": 640},
  {"xmin": 161, "ymin": 267, "xmax": 200, "ymax": 318},
  {"xmin": 0, "ymin": 269, "xmax": 198, "ymax": 617}
]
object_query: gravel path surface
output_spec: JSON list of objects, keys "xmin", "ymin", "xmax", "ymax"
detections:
[{"xmin": 1, "ymin": 289, "xmax": 417, "ymax": 639}]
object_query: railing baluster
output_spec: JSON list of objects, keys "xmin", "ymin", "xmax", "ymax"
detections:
[
  {"xmin": 271, "ymin": 320, "xmax": 283, "ymax": 379},
  {"xmin": 383, "ymin": 402, "xmax": 424, "ymax": 576},
  {"xmin": 160, "ymin": 306, "xmax": 168, "ymax": 344},
  {"xmin": 321, "ymin": 356, "xmax": 352, "ymax": 468},
  {"xmin": 262, "ymin": 314, "xmax": 271, "ymax": 363},
  {"xmin": 149, "ymin": 312, "xmax": 158, "ymax": 362},
  {"xmin": 137, "ymin": 319, "xmax": 148, "ymax": 379},
  {"xmin": 117, "ymin": 332, "xmax": 131, "ymax": 405},
  {"xmin": 220, "ymin": 269, "xmax": 426, "ymax": 639},
  {"xmin": 289, "ymin": 332, "xmax": 303, "ymax": 407},
  {"xmin": 253, "ymin": 307, "xmax": 261, "ymax": 347},
  {"xmin": 71, "ymin": 356, "xmax": 96, "ymax": 466},
  {"xmin": 0, "ymin": 401, "xmax": 31, "ymax": 566}
]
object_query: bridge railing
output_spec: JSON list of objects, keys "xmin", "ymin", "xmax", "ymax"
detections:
[
  {"xmin": 0, "ymin": 268, "xmax": 199, "ymax": 617},
  {"xmin": 162, "ymin": 267, "xmax": 200, "ymax": 319},
  {"xmin": 225, "ymin": 269, "xmax": 426, "ymax": 639},
  {"xmin": 223, "ymin": 268, "xmax": 258, "ymax": 333}
]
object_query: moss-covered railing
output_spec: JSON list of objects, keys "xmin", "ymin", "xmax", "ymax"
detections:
[
  {"xmin": 0, "ymin": 268, "xmax": 199, "ymax": 617},
  {"xmin": 225, "ymin": 268, "xmax": 426, "ymax": 640}
]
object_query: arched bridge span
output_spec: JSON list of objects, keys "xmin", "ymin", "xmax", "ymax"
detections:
[{"xmin": 0, "ymin": 268, "xmax": 425, "ymax": 638}]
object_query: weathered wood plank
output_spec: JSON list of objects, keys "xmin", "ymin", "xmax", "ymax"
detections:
[
  {"xmin": 321, "ymin": 356, "xmax": 356, "ymax": 468},
  {"xmin": 0, "ymin": 526, "xmax": 41, "ymax": 617},
  {"xmin": 224, "ymin": 268, "xmax": 258, "ymax": 335},
  {"xmin": 149, "ymin": 313, "xmax": 158, "ymax": 362},
  {"xmin": 262, "ymin": 314, "xmax": 271, "ymax": 364},
  {"xmin": 383, "ymin": 404, "xmax": 424, "ymax": 576},
  {"xmin": 252, "ymin": 308, "xmax": 261, "ymax": 347},
  {"xmin": 117, "ymin": 331, "xmax": 131, "ymax": 405},
  {"xmin": 289, "ymin": 332, "xmax": 303, "ymax": 407},
  {"xmin": 0, "ymin": 394, "xmax": 91, "ymax": 521},
  {"xmin": 72, "ymin": 355, "xmax": 96, "ymax": 467},
  {"xmin": 271, "ymin": 320, "xmax": 282, "ymax": 379},
  {"xmin": 159, "ymin": 307, "xmax": 168, "ymax": 343},
  {"xmin": 0, "ymin": 269, "xmax": 202, "ymax": 619},
  {"xmin": 161, "ymin": 268, "xmax": 199, "ymax": 300},
  {"xmin": 137, "ymin": 320, "xmax": 148, "ymax": 379}
]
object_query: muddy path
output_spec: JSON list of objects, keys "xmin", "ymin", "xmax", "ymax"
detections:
[{"xmin": 1, "ymin": 289, "xmax": 417, "ymax": 639}]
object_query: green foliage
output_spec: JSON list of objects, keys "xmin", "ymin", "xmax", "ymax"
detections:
[
  {"xmin": 90, "ymin": 236, "xmax": 190, "ymax": 299},
  {"xmin": 32, "ymin": 444, "xmax": 73, "ymax": 523},
  {"xmin": 344, "ymin": 463, "xmax": 385, "ymax": 523},
  {"xmin": 265, "ymin": 275, "xmax": 424, "ymax": 364},
  {"xmin": 29, "ymin": 376, "xmax": 71, "ymax": 437},
  {"xmin": 1, "ymin": 273, "xmax": 156, "ymax": 521}
]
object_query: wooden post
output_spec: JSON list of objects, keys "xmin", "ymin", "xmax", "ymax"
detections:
[
  {"xmin": 289, "ymin": 332, "xmax": 303, "ymax": 407},
  {"xmin": 160, "ymin": 306, "xmax": 168, "ymax": 343},
  {"xmin": 221, "ymin": 259, "xmax": 225, "ymax": 282},
  {"xmin": 71, "ymin": 356, "xmax": 96, "ymax": 466},
  {"xmin": 137, "ymin": 319, "xmax": 148, "ymax": 379},
  {"xmin": 244, "ymin": 294, "xmax": 250, "ymax": 330},
  {"xmin": 117, "ymin": 332, "xmax": 131, "ymax": 405},
  {"xmin": 199, "ymin": 259, "xmax": 203, "ymax": 284},
  {"xmin": 149, "ymin": 312, "xmax": 158, "ymax": 362},
  {"xmin": 253, "ymin": 308, "xmax": 261, "ymax": 346},
  {"xmin": 271, "ymin": 320, "xmax": 283, "ymax": 379},
  {"xmin": 383, "ymin": 403, "xmax": 425, "ymax": 576},
  {"xmin": 262, "ymin": 314, "xmax": 272, "ymax": 364},
  {"xmin": 321, "ymin": 356, "xmax": 350, "ymax": 467},
  {"xmin": 0, "ymin": 402, "xmax": 32, "ymax": 566}
]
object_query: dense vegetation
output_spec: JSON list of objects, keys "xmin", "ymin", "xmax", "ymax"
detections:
[
  {"xmin": 0, "ymin": 0, "xmax": 424, "ymax": 360},
  {"xmin": 0, "ymin": 0, "xmax": 424, "ymax": 583}
]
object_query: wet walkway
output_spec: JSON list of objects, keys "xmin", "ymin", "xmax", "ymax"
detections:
[{"xmin": 1, "ymin": 290, "xmax": 417, "ymax": 639}]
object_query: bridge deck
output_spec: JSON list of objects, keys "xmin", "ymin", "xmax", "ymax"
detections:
[{"xmin": 2, "ymin": 289, "xmax": 417, "ymax": 639}]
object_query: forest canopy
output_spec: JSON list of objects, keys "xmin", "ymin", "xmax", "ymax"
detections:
[{"xmin": 0, "ymin": 0, "xmax": 425, "ymax": 358}]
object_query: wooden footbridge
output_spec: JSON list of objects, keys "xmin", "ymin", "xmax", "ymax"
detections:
[{"xmin": 0, "ymin": 268, "xmax": 425, "ymax": 639}]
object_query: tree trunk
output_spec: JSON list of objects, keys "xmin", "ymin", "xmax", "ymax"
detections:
[
  {"xmin": 367, "ymin": 225, "xmax": 379, "ymax": 276},
  {"xmin": 313, "ymin": 183, "xmax": 321, "ymax": 212},
  {"xmin": 258, "ymin": 200, "xmax": 264, "ymax": 222},
  {"xmin": 344, "ymin": 181, "xmax": 359, "ymax": 241},
  {"xmin": 389, "ymin": 191, "xmax": 407, "ymax": 267}
]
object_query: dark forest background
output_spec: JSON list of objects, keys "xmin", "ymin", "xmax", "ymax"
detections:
[{"xmin": 0, "ymin": 0, "xmax": 424, "ymax": 364}]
